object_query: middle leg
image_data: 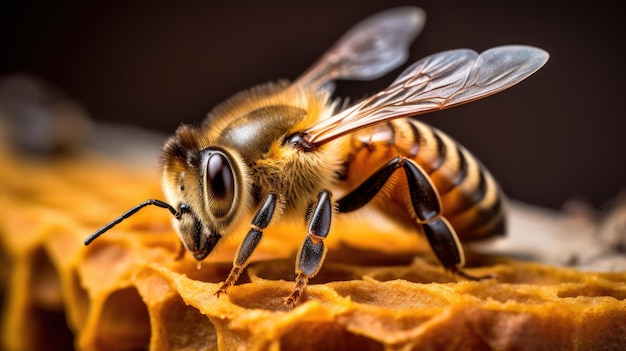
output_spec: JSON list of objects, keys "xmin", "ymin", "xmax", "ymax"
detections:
[{"xmin": 286, "ymin": 189, "xmax": 333, "ymax": 307}]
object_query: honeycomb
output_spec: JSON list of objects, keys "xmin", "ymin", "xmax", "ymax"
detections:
[{"xmin": 1, "ymin": 136, "xmax": 625, "ymax": 351}]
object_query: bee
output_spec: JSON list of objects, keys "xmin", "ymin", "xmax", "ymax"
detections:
[{"xmin": 85, "ymin": 7, "xmax": 549, "ymax": 306}]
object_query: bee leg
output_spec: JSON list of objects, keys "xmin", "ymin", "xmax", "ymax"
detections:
[
  {"xmin": 404, "ymin": 160, "xmax": 493, "ymax": 280},
  {"xmin": 286, "ymin": 190, "xmax": 332, "ymax": 307},
  {"xmin": 423, "ymin": 217, "xmax": 494, "ymax": 280},
  {"xmin": 422, "ymin": 217, "xmax": 464, "ymax": 274},
  {"xmin": 336, "ymin": 157, "xmax": 490, "ymax": 280},
  {"xmin": 214, "ymin": 193, "xmax": 278, "ymax": 297},
  {"xmin": 336, "ymin": 156, "xmax": 439, "ymax": 216}
]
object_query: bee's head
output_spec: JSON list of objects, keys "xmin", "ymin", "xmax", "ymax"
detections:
[{"xmin": 160, "ymin": 124, "xmax": 248, "ymax": 261}]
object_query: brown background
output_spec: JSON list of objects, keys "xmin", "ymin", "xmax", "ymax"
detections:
[{"xmin": 1, "ymin": 0, "xmax": 624, "ymax": 210}]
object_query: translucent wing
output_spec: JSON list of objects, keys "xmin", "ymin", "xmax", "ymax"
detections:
[
  {"xmin": 294, "ymin": 7, "xmax": 425, "ymax": 90},
  {"xmin": 305, "ymin": 45, "xmax": 549, "ymax": 145}
]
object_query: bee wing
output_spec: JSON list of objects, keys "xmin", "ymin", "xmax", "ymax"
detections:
[
  {"xmin": 294, "ymin": 7, "xmax": 425, "ymax": 90},
  {"xmin": 305, "ymin": 45, "xmax": 549, "ymax": 145}
]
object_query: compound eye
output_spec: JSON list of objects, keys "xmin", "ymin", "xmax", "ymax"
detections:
[{"xmin": 206, "ymin": 153, "xmax": 235, "ymax": 214}]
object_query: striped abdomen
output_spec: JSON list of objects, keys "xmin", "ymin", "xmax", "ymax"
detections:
[{"xmin": 338, "ymin": 118, "xmax": 506, "ymax": 241}]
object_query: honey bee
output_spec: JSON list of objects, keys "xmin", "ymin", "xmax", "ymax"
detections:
[{"xmin": 85, "ymin": 7, "xmax": 549, "ymax": 306}]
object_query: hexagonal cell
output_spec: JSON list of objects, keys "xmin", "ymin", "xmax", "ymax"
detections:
[
  {"xmin": 68, "ymin": 269, "xmax": 90, "ymax": 328},
  {"xmin": 331, "ymin": 280, "xmax": 449, "ymax": 309},
  {"xmin": 95, "ymin": 287, "xmax": 151, "ymax": 350},
  {"xmin": 81, "ymin": 241, "xmax": 133, "ymax": 290},
  {"xmin": 4, "ymin": 247, "xmax": 75, "ymax": 350},
  {"xmin": 323, "ymin": 243, "xmax": 417, "ymax": 267},
  {"xmin": 558, "ymin": 282, "xmax": 626, "ymax": 300},
  {"xmin": 459, "ymin": 281, "xmax": 554, "ymax": 304},
  {"xmin": 153, "ymin": 294, "xmax": 218, "ymax": 351},
  {"xmin": 226, "ymin": 280, "xmax": 295, "ymax": 312},
  {"xmin": 30, "ymin": 247, "xmax": 63, "ymax": 309},
  {"xmin": 30, "ymin": 307, "xmax": 75, "ymax": 351},
  {"xmin": 338, "ymin": 309, "xmax": 436, "ymax": 338},
  {"xmin": 249, "ymin": 259, "xmax": 365, "ymax": 285}
]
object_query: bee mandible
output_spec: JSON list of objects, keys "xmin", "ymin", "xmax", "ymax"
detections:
[{"xmin": 85, "ymin": 7, "xmax": 549, "ymax": 306}]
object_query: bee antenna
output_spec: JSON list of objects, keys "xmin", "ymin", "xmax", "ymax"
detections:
[{"xmin": 84, "ymin": 199, "xmax": 178, "ymax": 245}]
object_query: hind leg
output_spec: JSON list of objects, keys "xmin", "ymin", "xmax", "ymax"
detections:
[{"xmin": 337, "ymin": 156, "xmax": 490, "ymax": 279}]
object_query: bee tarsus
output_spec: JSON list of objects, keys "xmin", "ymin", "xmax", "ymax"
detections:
[{"xmin": 285, "ymin": 273, "xmax": 309, "ymax": 308}]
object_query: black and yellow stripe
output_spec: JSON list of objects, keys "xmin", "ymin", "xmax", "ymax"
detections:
[
  {"xmin": 343, "ymin": 118, "xmax": 505, "ymax": 241},
  {"xmin": 403, "ymin": 118, "xmax": 505, "ymax": 240}
]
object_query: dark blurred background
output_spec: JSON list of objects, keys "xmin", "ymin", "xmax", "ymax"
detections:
[{"xmin": 1, "ymin": 0, "xmax": 624, "ymax": 210}]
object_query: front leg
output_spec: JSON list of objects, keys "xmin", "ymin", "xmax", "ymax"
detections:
[
  {"xmin": 215, "ymin": 193, "xmax": 278, "ymax": 297},
  {"xmin": 286, "ymin": 190, "xmax": 333, "ymax": 307}
]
